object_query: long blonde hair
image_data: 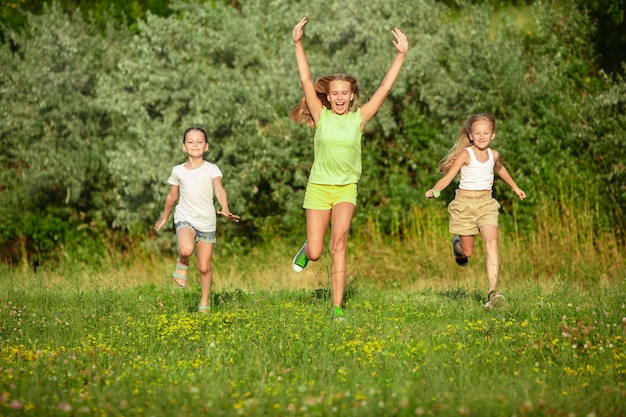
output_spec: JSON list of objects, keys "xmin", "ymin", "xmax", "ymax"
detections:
[
  {"xmin": 438, "ymin": 113, "xmax": 497, "ymax": 174},
  {"xmin": 290, "ymin": 73, "xmax": 360, "ymax": 128}
]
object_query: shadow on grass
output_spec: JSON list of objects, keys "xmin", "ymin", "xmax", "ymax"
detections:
[
  {"xmin": 438, "ymin": 286, "xmax": 470, "ymax": 300},
  {"xmin": 438, "ymin": 287, "xmax": 490, "ymax": 305}
]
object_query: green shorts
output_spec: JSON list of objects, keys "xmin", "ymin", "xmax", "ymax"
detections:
[
  {"xmin": 303, "ymin": 183, "xmax": 357, "ymax": 210},
  {"xmin": 448, "ymin": 190, "xmax": 500, "ymax": 235}
]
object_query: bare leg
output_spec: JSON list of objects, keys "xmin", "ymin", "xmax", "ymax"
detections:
[
  {"xmin": 305, "ymin": 209, "xmax": 331, "ymax": 261},
  {"xmin": 174, "ymin": 227, "xmax": 196, "ymax": 286},
  {"xmin": 328, "ymin": 203, "xmax": 356, "ymax": 309},
  {"xmin": 195, "ymin": 241, "xmax": 215, "ymax": 309},
  {"xmin": 478, "ymin": 224, "xmax": 499, "ymax": 293},
  {"xmin": 458, "ymin": 235, "xmax": 475, "ymax": 258}
]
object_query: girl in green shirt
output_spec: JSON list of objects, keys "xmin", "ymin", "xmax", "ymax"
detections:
[{"xmin": 289, "ymin": 16, "xmax": 408, "ymax": 321}]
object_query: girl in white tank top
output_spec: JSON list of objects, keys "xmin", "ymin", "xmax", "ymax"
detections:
[{"xmin": 424, "ymin": 114, "xmax": 526, "ymax": 309}]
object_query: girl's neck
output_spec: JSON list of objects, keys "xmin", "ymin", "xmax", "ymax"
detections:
[
  {"xmin": 470, "ymin": 145, "xmax": 491, "ymax": 162},
  {"xmin": 184, "ymin": 157, "xmax": 205, "ymax": 169},
  {"xmin": 471, "ymin": 144, "xmax": 490, "ymax": 152}
]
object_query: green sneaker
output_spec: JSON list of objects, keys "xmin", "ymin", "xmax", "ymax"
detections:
[
  {"xmin": 292, "ymin": 241, "xmax": 309, "ymax": 272},
  {"xmin": 332, "ymin": 306, "xmax": 344, "ymax": 322}
]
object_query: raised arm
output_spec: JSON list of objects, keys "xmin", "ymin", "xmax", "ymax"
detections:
[
  {"xmin": 360, "ymin": 28, "xmax": 409, "ymax": 129},
  {"xmin": 293, "ymin": 17, "xmax": 323, "ymax": 124}
]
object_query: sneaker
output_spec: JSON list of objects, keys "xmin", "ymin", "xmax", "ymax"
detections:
[
  {"xmin": 484, "ymin": 291, "xmax": 505, "ymax": 310},
  {"xmin": 452, "ymin": 236, "xmax": 468, "ymax": 267},
  {"xmin": 332, "ymin": 305, "xmax": 345, "ymax": 322},
  {"xmin": 292, "ymin": 241, "xmax": 309, "ymax": 272}
]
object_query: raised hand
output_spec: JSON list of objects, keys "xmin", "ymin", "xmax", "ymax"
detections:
[
  {"xmin": 391, "ymin": 28, "xmax": 408, "ymax": 54},
  {"xmin": 292, "ymin": 17, "xmax": 307, "ymax": 43}
]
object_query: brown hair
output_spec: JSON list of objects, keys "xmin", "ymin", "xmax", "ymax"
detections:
[
  {"xmin": 438, "ymin": 113, "xmax": 496, "ymax": 174},
  {"xmin": 183, "ymin": 126, "xmax": 208, "ymax": 143},
  {"xmin": 289, "ymin": 73, "xmax": 360, "ymax": 128}
]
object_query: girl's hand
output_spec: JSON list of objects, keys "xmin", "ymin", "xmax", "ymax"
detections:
[
  {"xmin": 218, "ymin": 210, "xmax": 241, "ymax": 222},
  {"xmin": 154, "ymin": 217, "xmax": 167, "ymax": 231},
  {"xmin": 391, "ymin": 28, "xmax": 408, "ymax": 54},
  {"xmin": 292, "ymin": 17, "xmax": 307, "ymax": 43},
  {"xmin": 514, "ymin": 188, "xmax": 527, "ymax": 200},
  {"xmin": 425, "ymin": 189, "xmax": 440, "ymax": 199}
]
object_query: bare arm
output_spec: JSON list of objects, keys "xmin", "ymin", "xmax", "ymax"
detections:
[
  {"xmin": 213, "ymin": 177, "xmax": 240, "ymax": 222},
  {"xmin": 360, "ymin": 28, "xmax": 409, "ymax": 129},
  {"xmin": 293, "ymin": 17, "xmax": 323, "ymax": 124},
  {"xmin": 154, "ymin": 185, "xmax": 179, "ymax": 230},
  {"xmin": 493, "ymin": 150, "xmax": 526, "ymax": 200},
  {"xmin": 425, "ymin": 150, "xmax": 470, "ymax": 198}
]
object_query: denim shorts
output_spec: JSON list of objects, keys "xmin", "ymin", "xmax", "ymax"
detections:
[
  {"xmin": 175, "ymin": 221, "xmax": 217, "ymax": 244},
  {"xmin": 303, "ymin": 183, "xmax": 357, "ymax": 210}
]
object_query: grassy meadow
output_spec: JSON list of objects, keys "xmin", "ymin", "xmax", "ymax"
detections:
[{"xmin": 1, "ymin": 207, "xmax": 625, "ymax": 417}]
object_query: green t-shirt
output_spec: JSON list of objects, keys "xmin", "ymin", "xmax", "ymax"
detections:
[{"xmin": 309, "ymin": 107, "xmax": 363, "ymax": 185}]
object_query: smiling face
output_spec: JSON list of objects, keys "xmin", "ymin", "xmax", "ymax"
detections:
[
  {"xmin": 182, "ymin": 129, "xmax": 209, "ymax": 156},
  {"xmin": 469, "ymin": 120, "xmax": 496, "ymax": 150},
  {"xmin": 327, "ymin": 80, "xmax": 354, "ymax": 115}
]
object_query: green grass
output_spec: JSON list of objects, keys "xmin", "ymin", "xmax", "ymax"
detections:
[
  {"xmin": 1, "ymin": 200, "xmax": 625, "ymax": 416},
  {"xmin": 1, "ymin": 235, "xmax": 625, "ymax": 416}
]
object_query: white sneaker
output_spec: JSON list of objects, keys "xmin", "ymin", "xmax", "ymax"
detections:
[{"xmin": 484, "ymin": 291, "xmax": 505, "ymax": 310}]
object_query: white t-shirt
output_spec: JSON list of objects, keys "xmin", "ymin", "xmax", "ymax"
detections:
[
  {"xmin": 459, "ymin": 147, "xmax": 494, "ymax": 191},
  {"xmin": 168, "ymin": 161, "xmax": 223, "ymax": 232}
]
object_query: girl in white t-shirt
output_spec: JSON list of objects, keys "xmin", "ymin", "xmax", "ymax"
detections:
[
  {"xmin": 425, "ymin": 114, "xmax": 526, "ymax": 310},
  {"xmin": 155, "ymin": 126, "xmax": 239, "ymax": 313}
]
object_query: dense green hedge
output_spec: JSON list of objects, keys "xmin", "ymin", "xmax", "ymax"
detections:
[{"xmin": 1, "ymin": 0, "xmax": 624, "ymax": 266}]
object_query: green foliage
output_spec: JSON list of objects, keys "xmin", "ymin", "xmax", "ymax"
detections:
[
  {"xmin": 573, "ymin": 0, "xmax": 626, "ymax": 74},
  {"xmin": 0, "ymin": 0, "xmax": 174, "ymax": 32},
  {"xmin": 0, "ymin": 4, "xmax": 128, "ymax": 264},
  {"xmin": 576, "ymin": 74, "xmax": 626, "ymax": 231},
  {"xmin": 1, "ymin": 0, "xmax": 625, "ymax": 265}
]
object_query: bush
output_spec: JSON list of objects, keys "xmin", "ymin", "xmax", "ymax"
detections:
[{"xmin": 1, "ymin": 0, "xmax": 624, "ymax": 265}]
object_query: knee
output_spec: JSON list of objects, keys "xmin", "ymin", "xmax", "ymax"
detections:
[
  {"xmin": 329, "ymin": 240, "xmax": 347, "ymax": 258},
  {"xmin": 197, "ymin": 263, "xmax": 212, "ymax": 276},
  {"xmin": 307, "ymin": 246, "xmax": 323, "ymax": 262},
  {"xmin": 179, "ymin": 244, "xmax": 195, "ymax": 258},
  {"xmin": 485, "ymin": 238, "xmax": 499, "ymax": 254}
]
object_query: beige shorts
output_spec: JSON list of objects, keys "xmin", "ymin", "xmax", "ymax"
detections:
[
  {"xmin": 448, "ymin": 190, "xmax": 501, "ymax": 235},
  {"xmin": 303, "ymin": 183, "xmax": 357, "ymax": 210}
]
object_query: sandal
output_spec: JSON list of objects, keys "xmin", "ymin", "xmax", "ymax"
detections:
[
  {"xmin": 452, "ymin": 236, "xmax": 468, "ymax": 267},
  {"xmin": 198, "ymin": 305, "xmax": 210, "ymax": 314},
  {"xmin": 172, "ymin": 258, "xmax": 188, "ymax": 288}
]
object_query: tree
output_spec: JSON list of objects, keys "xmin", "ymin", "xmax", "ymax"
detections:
[
  {"xmin": 1, "ymin": 0, "xmax": 624, "ymax": 266},
  {"xmin": 0, "ymin": 4, "xmax": 128, "ymax": 265}
]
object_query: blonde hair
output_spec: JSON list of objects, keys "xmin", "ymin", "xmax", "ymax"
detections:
[
  {"xmin": 438, "ymin": 113, "xmax": 497, "ymax": 174},
  {"xmin": 290, "ymin": 73, "xmax": 360, "ymax": 128}
]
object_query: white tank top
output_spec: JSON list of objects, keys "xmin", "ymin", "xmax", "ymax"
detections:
[{"xmin": 459, "ymin": 147, "xmax": 494, "ymax": 191}]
